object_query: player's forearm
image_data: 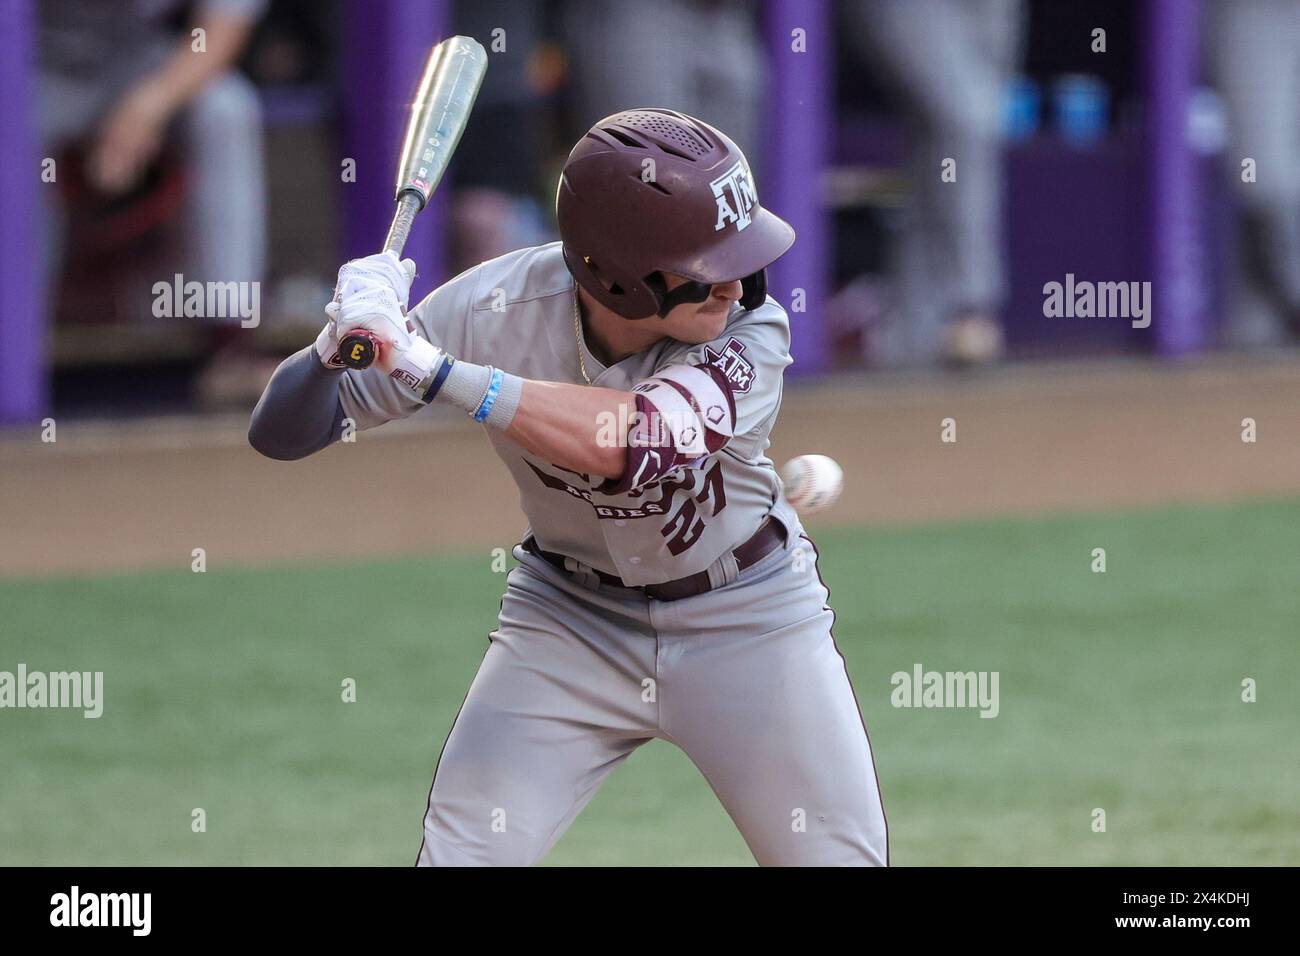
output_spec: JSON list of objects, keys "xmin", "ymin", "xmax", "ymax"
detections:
[
  {"xmin": 150, "ymin": 12, "xmax": 256, "ymax": 114},
  {"xmin": 248, "ymin": 346, "xmax": 345, "ymax": 460},
  {"xmin": 505, "ymin": 381, "xmax": 632, "ymax": 480},
  {"xmin": 425, "ymin": 359, "xmax": 628, "ymax": 479}
]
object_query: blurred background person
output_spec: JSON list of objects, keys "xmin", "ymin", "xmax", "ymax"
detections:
[
  {"xmin": 845, "ymin": 0, "xmax": 1026, "ymax": 367},
  {"xmin": 448, "ymin": 0, "xmax": 557, "ymax": 274},
  {"xmin": 8, "ymin": 0, "xmax": 1294, "ymax": 421},
  {"xmin": 38, "ymin": 0, "xmax": 268, "ymax": 400},
  {"xmin": 561, "ymin": 0, "xmax": 764, "ymax": 162},
  {"xmin": 1205, "ymin": 0, "xmax": 1300, "ymax": 349}
]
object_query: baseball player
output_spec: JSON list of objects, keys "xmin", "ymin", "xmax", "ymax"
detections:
[{"xmin": 249, "ymin": 109, "xmax": 888, "ymax": 866}]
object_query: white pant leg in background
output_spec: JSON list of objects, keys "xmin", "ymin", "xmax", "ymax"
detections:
[
  {"xmin": 181, "ymin": 71, "xmax": 267, "ymax": 292},
  {"xmin": 850, "ymin": 0, "xmax": 1025, "ymax": 365},
  {"xmin": 561, "ymin": 0, "xmax": 764, "ymax": 162},
  {"xmin": 1206, "ymin": 0, "xmax": 1300, "ymax": 346}
]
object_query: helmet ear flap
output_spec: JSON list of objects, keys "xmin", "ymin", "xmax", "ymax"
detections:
[
  {"xmin": 740, "ymin": 270, "xmax": 767, "ymax": 311},
  {"xmin": 563, "ymin": 247, "xmax": 658, "ymax": 318}
]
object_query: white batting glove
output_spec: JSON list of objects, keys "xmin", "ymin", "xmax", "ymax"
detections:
[
  {"xmin": 315, "ymin": 252, "xmax": 416, "ymax": 368},
  {"xmin": 332, "ymin": 250, "xmax": 418, "ymax": 309},
  {"xmin": 315, "ymin": 251, "xmax": 418, "ymax": 368},
  {"xmin": 324, "ymin": 251, "xmax": 449, "ymax": 394},
  {"xmin": 314, "ymin": 318, "xmax": 347, "ymax": 369}
]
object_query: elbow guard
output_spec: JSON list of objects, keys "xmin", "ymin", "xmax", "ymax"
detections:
[{"xmin": 599, "ymin": 362, "xmax": 737, "ymax": 495}]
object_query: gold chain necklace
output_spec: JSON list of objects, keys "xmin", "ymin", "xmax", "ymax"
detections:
[{"xmin": 573, "ymin": 290, "xmax": 592, "ymax": 385}]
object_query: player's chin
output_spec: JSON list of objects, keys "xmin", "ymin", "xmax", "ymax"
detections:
[{"xmin": 678, "ymin": 310, "xmax": 729, "ymax": 343}]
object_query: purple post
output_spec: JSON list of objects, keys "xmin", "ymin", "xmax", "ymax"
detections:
[
  {"xmin": 1145, "ymin": 0, "xmax": 1205, "ymax": 355},
  {"xmin": 763, "ymin": 0, "xmax": 831, "ymax": 375},
  {"xmin": 340, "ymin": 0, "xmax": 451, "ymax": 302},
  {"xmin": 0, "ymin": 0, "xmax": 45, "ymax": 424}
]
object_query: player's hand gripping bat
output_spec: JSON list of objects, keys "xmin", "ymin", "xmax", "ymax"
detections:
[{"xmin": 338, "ymin": 35, "xmax": 488, "ymax": 370}]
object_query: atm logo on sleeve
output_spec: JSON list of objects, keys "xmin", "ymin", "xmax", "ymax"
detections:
[{"xmin": 699, "ymin": 338, "xmax": 755, "ymax": 394}]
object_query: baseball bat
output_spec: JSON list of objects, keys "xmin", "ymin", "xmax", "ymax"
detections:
[{"xmin": 338, "ymin": 35, "xmax": 488, "ymax": 370}]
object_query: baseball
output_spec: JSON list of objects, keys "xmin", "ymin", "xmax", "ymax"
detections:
[{"xmin": 780, "ymin": 454, "xmax": 844, "ymax": 513}]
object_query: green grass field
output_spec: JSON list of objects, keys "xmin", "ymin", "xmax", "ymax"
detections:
[{"xmin": 2, "ymin": 499, "xmax": 1297, "ymax": 865}]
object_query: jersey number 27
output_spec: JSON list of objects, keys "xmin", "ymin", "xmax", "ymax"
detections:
[{"xmin": 656, "ymin": 460, "xmax": 727, "ymax": 555}]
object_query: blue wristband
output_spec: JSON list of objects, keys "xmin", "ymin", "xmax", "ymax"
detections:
[
  {"xmin": 473, "ymin": 367, "xmax": 504, "ymax": 423},
  {"xmin": 422, "ymin": 355, "xmax": 456, "ymax": 403}
]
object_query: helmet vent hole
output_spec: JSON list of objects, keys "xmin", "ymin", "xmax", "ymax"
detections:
[
  {"xmin": 613, "ymin": 111, "xmax": 712, "ymax": 158},
  {"xmin": 602, "ymin": 127, "xmax": 644, "ymax": 149},
  {"xmin": 655, "ymin": 143, "xmax": 695, "ymax": 161}
]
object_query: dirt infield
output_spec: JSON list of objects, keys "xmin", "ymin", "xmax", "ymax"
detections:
[{"xmin": 3, "ymin": 355, "xmax": 1299, "ymax": 577}]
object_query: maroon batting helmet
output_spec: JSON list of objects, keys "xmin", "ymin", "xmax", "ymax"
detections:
[{"xmin": 557, "ymin": 108, "xmax": 795, "ymax": 319}]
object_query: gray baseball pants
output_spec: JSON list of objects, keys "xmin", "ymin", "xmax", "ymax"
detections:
[{"xmin": 416, "ymin": 526, "xmax": 888, "ymax": 866}]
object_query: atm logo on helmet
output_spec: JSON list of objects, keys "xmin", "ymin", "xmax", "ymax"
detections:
[{"xmin": 711, "ymin": 161, "xmax": 758, "ymax": 233}]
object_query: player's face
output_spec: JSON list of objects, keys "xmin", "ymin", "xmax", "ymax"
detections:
[{"xmin": 657, "ymin": 274, "xmax": 744, "ymax": 343}]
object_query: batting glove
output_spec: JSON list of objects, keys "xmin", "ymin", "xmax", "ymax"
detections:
[
  {"xmin": 315, "ymin": 251, "xmax": 418, "ymax": 369},
  {"xmin": 324, "ymin": 252, "xmax": 449, "ymax": 394}
]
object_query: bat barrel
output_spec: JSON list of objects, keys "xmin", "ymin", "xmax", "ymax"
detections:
[{"xmin": 394, "ymin": 35, "xmax": 488, "ymax": 208}]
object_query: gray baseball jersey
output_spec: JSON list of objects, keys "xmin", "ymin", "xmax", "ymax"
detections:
[
  {"xmin": 340, "ymin": 241, "xmax": 800, "ymax": 587},
  {"xmin": 340, "ymin": 242, "xmax": 887, "ymax": 865}
]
